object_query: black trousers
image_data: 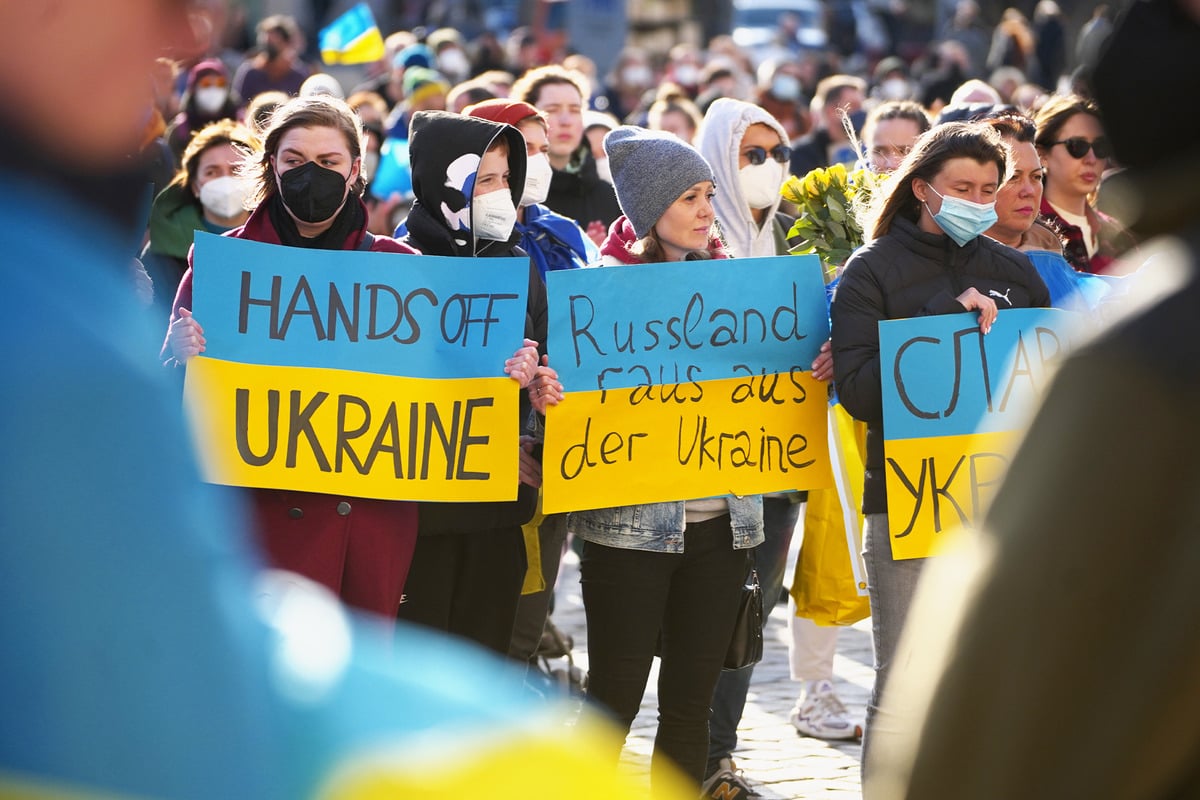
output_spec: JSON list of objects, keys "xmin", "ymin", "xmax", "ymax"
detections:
[
  {"xmin": 396, "ymin": 526, "xmax": 527, "ymax": 656},
  {"xmin": 580, "ymin": 515, "xmax": 748, "ymax": 787}
]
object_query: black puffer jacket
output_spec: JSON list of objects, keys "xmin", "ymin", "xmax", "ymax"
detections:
[
  {"xmin": 402, "ymin": 110, "xmax": 548, "ymax": 534},
  {"xmin": 831, "ymin": 215, "xmax": 1051, "ymax": 515}
]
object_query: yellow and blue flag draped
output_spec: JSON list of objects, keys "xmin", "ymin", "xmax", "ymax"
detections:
[{"xmin": 319, "ymin": 3, "xmax": 385, "ymax": 65}]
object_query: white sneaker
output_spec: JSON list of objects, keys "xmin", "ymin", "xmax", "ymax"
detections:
[{"xmin": 789, "ymin": 679, "xmax": 863, "ymax": 741}]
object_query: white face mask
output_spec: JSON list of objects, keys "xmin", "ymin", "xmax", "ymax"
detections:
[
  {"xmin": 362, "ymin": 150, "xmax": 380, "ymax": 182},
  {"xmin": 194, "ymin": 86, "xmax": 228, "ymax": 115},
  {"xmin": 472, "ymin": 188, "xmax": 517, "ymax": 241},
  {"xmin": 738, "ymin": 161, "xmax": 785, "ymax": 210},
  {"xmin": 521, "ymin": 152, "xmax": 553, "ymax": 207},
  {"xmin": 595, "ymin": 156, "xmax": 613, "ymax": 185},
  {"xmin": 673, "ymin": 64, "xmax": 700, "ymax": 86},
  {"xmin": 880, "ymin": 77, "xmax": 912, "ymax": 101},
  {"xmin": 198, "ymin": 175, "xmax": 253, "ymax": 220},
  {"xmin": 622, "ymin": 65, "xmax": 652, "ymax": 87},
  {"xmin": 437, "ymin": 48, "xmax": 471, "ymax": 81}
]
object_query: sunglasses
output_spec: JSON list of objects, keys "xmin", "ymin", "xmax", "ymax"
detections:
[
  {"xmin": 745, "ymin": 145, "xmax": 792, "ymax": 166},
  {"xmin": 1048, "ymin": 136, "xmax": 1112, "ymax": 160}
]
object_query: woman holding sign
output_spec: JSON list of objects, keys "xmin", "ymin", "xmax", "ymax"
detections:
[
  {"xmin": 830, "ymin": 121, "xmax": 1050, "ymax": 773},
  {"xmin": 695, "ymin": 97, "xmax": 856, "ymax": 795},
  {"xmin": 568, "ymin": 125, "xmax": 764, "ymax": 792},
  {"xmin": 163, "ymin": 96, "xmax": 540, "ymax": 621},
  {"xmin": 393, "ymin": 109, "xmax": 550, "ymax": 657}
]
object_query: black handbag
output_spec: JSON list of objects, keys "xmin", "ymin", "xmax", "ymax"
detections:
[{"xmin": 723, "ymin": 567, "xmax": 764, "ymax": 671}]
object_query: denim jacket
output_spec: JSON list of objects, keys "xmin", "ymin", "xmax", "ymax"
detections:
[{"xmin": 570, "ymin": 495, "xmax": 765, "ymax": 553}]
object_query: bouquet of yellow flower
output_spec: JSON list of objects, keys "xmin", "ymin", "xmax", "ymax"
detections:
[{"xmin": 781, "ymin": 163, "xmax": 884, "ymax": 279}]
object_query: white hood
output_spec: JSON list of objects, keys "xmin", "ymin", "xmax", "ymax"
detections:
[{"xmin": 696, "ymin": 98, "xmax": 790, "ymax": 260}]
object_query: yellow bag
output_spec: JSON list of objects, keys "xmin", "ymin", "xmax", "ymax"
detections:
[{"xmin": 791, "ymin": 403, "xmax": 871, "ymax": 626}]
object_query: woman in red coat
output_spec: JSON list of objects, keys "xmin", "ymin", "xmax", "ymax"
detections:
[{"xmin": 164, "ymin": 96, "xmax": 539, "ymax": 619}]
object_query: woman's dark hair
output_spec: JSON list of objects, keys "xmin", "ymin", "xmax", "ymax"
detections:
[
  {"xmin": 245, "ymin": 95, "xmax": 365, "ymax": 204},
  {"xmin": 1033, "ymin": 93, "xmax": 1101, "ymax": 150},
  {"xmin": 982, "ymin": 110, "xmax": 1037, "ymax": 144},
  {"xmin": 866, "ymin": 121, "xmax": 1010, "ymax": 240}
]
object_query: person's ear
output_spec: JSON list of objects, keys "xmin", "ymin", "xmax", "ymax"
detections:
[{"xmin": 911, "ymin": 177, "xmax": 928, "ymax": 204}]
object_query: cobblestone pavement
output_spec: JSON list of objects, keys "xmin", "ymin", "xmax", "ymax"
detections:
[{"xmin": 548, "ymin": 546, "xmax": 872, "ymax": 799}]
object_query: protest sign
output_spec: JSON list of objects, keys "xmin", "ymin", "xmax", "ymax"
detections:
[
  {"xmin": 880, "ymin": 308, "xmax": 1081, "ymax": 558},
  {"xmin": 183, "ymin": 233, "xmax": 529, "ymax": 501},
  {"xmin": 543, "ymin": 255, "xmax": 834, "ymax": 513}
]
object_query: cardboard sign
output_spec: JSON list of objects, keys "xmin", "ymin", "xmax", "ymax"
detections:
[
  {"xmin": 543, "ymin": 255, "xmax": 835, "ymax": 512},
  {"xmin": 183, "ymin": 233, "xmax": 529, "ymax": 501},
  {"xmin": 879, "ymin": 308, "xmax": 1081, "ymax": 558}
]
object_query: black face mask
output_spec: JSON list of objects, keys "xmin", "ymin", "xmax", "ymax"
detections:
[
  {"xmin": 277, "ymin": 161, "xmax": 350, "ymax": 223},
  {"xmin": 264, "ymin": 42, "xmax": 282, "ymax": 61}
]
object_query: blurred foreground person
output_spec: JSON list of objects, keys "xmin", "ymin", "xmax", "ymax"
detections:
[
  {"xmin": 866, "ymin": 1, "xmax": 1200, "ymax": 797},
  {"xmin": 0, "ymin": 3, "xmax": 692, "ymax": 798}
]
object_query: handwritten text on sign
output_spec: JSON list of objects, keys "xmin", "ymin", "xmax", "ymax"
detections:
[
  {"xmin": 543, "ymin": 255, "xmax": 834, "ymax": 513},
  {"xmin": 183, "ymin": 233, "xmax": 529, "ymax": 500},
  {"xmin": 879, "ymin": 308, "xmax": 1080, "ymax": 558}
]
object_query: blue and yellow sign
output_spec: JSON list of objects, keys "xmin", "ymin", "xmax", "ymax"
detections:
[
  {"xmin": 543, "ymin": 255, "xmax": 835, "ymax": 512},
  {"xmin": 183, "ymin": 233, "xmax": 529, "ymax": 501},
  {"xmin": 880, "ymin": 308, "xmax": 1081, "ymax": 558}
]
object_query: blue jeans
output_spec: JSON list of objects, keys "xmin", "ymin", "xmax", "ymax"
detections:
[
  {"xmin": 860, "ymin": 512, "xmax": 925, "ymax": 781},
  {"xmin": 706, "ymin": 495, "xmax": 801, "ymax": 775},
  {"xmin": 581, "ymin": 515, "xmax": 748, "ymax": 788}
]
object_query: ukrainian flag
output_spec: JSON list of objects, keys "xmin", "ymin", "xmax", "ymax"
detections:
[{"xmin": 319, "ymin": 3, "xmax": 385, "ymax": 65}]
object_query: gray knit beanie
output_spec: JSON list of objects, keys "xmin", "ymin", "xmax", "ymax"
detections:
[{"xmin": 603, "ymin": 126, "xmax": 716, "ymax": 238}]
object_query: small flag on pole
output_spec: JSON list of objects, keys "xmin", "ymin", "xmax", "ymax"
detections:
[{"xmin": 319, "ymin": 3, "xmax": 386, "ymax": 65}]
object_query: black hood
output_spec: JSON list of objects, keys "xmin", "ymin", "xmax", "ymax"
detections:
[{"xmin": 405, "ymin": 110, "xmax": 526, "ymax": 256}]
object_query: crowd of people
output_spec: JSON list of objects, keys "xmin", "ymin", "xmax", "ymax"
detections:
[{"xmin": 8, "ymin": 0, "xmax": 1190, "ymax": 797}]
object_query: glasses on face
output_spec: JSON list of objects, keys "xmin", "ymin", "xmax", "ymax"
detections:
[
  {"xmin": 1049, "ymin": 136, "xmax": 1111, "ymax": 160},
  {"xmin": 870, "ymin": 144, "xmax": 911, "ymax": 161},
  {"xmin": 745, "ymin": 144, "xmax": 792, "ymax": 166}
]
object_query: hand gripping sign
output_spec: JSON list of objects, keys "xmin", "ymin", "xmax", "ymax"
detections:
[
  {"xmin": 879, "ymin": 308, "xmax": 1083, "ymax": 558},
  {"xmin": 183, "ymin": 233, "xmax": 529, "ymax": 502},
  {"xmin": 542, "ymin": 254, "xmax": 835, "ymax": 513}
]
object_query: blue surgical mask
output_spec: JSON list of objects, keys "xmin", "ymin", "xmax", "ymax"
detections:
[
  {"xmin": 771, "ymin": 74, "xmax": 802, "ymax": 102},
  {"xmin": 925, "ymin": 185, "xmax": 997, "ymax": 246}
]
